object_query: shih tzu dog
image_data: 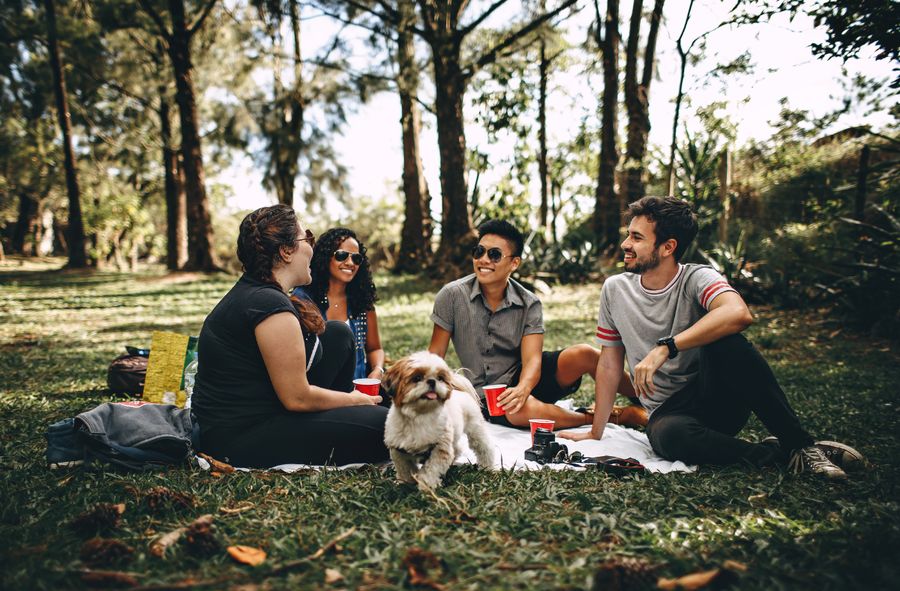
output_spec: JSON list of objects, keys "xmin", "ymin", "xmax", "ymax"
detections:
[{"xmin": 382, "ymin": 351, "xmax": 495, "ymax": 491}]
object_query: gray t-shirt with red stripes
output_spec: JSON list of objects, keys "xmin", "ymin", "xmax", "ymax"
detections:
[{"xmin": 595, "ymin": 264, "xmax": 736, "ymax": 415}]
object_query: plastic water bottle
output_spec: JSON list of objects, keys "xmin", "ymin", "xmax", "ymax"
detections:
[{"xmin": 183, "ymin": 351, "xmax": 198, "ymax": 409}]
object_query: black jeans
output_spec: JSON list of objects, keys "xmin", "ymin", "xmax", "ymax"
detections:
[
  {"xmin": 646, "ymin": 334, "xmax": 814, "ymax": 467},
  {"xmin": 201, "ymin": 321, "xmax": 388, "ymax": 468}
]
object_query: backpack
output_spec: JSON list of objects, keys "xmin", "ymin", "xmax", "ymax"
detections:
[{"xmin": 107, "ymin": 353, "xmax": 148, "ymax": 395}]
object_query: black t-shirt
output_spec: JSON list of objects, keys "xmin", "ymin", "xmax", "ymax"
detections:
[{"xmin": 193, "ymin": 274, "xmax": 320, "ymax": 432}]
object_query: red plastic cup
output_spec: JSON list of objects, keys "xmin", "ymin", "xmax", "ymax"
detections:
[
  {"xmin": 353, "ymin": 378, "xmax": 381, "ymax": 396},
  {"xmin": 483, "ymin": 384, "xmax": 507, "ymax": 416},
  {"xmin": 529, "ymin": 419, "xmax": 555, "ymax": 443}
]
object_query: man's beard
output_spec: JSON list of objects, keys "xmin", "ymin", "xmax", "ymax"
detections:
[{"xmin": 624, "ymin": 249, "xmax": 661, "ymax": 274}]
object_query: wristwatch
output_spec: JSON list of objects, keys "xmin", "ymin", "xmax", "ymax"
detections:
[{"xmin": 656, "ymin": 336, "xmax": 678, "ymax": 359}]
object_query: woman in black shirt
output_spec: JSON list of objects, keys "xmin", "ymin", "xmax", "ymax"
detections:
[{"xmin": 192, "ymin": 205, "xmax": 388, "ymax": 467}]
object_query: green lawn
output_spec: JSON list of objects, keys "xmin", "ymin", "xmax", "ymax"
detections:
[{"xmin": 1, "ymin": 258, "xmax": 897, "ymax": 590}]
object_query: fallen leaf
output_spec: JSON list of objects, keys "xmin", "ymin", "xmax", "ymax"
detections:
[
  {"xmin": 228, "ymin": 545, "xmax": 267, "ymax": 567},
  {"xmin": 71, "ymin": 503, "xmax": 126, "ymax": 535},
  {"xmin": 80, "ymin": 538, "xmax": 134, "ymax": 567},
  {"xmin": 324, "ymin": 568, "xmax": 344, "ymax": 584},
  {"xmin": 658, "ymin": 565, "xmax": 740, "ymax": 590},
  {"xmin": 198, "ymin": 452, "xmax": 235, "ymax": 473},
  {"xmin": 149, "ymin": 515, "xmax": 213, "ymax": 558},
  {"xmin": 402, "ymin": 547, "xmax": 445, "ymax": 590}
]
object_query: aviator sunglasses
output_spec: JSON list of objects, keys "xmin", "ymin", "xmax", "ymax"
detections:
[
  {"xmin": 334, "ymin": 250, "xmax": 364, "ymax": 265},
  {"xmin": 471, "ymin": 244, "xmax": 516, "ymax": 263}
]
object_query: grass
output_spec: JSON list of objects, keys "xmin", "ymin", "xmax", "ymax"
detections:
[{"xmin": 1, "ymin": 257, "xmax": 898, "ymax": 590}]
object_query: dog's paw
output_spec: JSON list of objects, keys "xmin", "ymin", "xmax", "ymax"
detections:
[{"xmin": 413, "ymin": 473, "xmax": 440, "ymax": 492}]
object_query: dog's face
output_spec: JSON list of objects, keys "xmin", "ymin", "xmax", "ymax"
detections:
[{"xmin": 383, "ymin": 352, "xmax": 454, "ymax": 410}]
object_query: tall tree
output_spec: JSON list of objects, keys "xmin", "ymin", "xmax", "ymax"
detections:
[
  {"xmin": 156, "ymin": 47, "xmax": 187, "ymax": 270},
  {"xmin": 623, "ymin": 0, "xmax": 664, "ymax": 204},
  {"xmin": 412, "ymin": 0, "xmax": 578, "ymax": 270},
  {"xmin": 44, "ymin": 0, "xmax": 88, "ymax": 268},
  {"xmin": 394, "ymin": 0, "xmax": 432, "ymax": 273},
  {"xmin": 592, "ymin": 0, "xmax": 621, "ymax": 249},
  {"xmin": 138, "ymin": 0, "xmax": 219, "ymax": 271}
]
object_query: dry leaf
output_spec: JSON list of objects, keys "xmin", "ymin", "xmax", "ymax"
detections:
[
  {"xmin": 228, "ymin": 545, "xmax": 267, "ymax": 566},
  {"xmin": 722, "ymin": 560, "xmax": 747, "ymax": 572},
  {"xmin": 658, "ymin": 567, "xmax": 731, "ymax": 590},
  {"xmin": 144, "ymin": 487, "xmax": 195, "ymax": 512},
  {"xmin": 402, "ymin": 548, "xmax": 445, "ymax": 590},
  {"xmin": 198, "ymin": 452, "xmax": 235, "ymax": 473},
  {"xmin": 324, "ymin": 568, "xmax": 344, "ymax": 584}
]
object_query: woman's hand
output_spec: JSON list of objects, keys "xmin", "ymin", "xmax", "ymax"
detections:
[
  {"xmin": 558, "ymin": 430, "xmax": 600, "ymax": 442},
  {"xmin": 351, "ymin": 390, "xmax": 382, "ymax": 405},
  {"xmin": 367, "ymin": 366, "xmax": 385, "ymax": 380}
]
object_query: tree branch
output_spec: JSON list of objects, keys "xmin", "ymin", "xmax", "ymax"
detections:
[
  {"xmin": 188, "ymin": 0, "xmax": 219, "ymax": 36},
  {"xmin": 458, "ymin": 0, "xmax": 510, "ymax": 40},
  {"xmin": 136, "ymin": 0, "xmax": 172, "ymax": 42},
  {"xmin": 466, "ymin": 0, "xmax": 578, "ymax": 77}
]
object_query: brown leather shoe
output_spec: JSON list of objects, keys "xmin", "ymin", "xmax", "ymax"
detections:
[{"xmin": 608, "ymin": 405, "xmax": 648, "ymax": 428}]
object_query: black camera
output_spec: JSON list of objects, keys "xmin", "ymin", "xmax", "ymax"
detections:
[{"xmin": 525, "ymin": 428, "xmax": 569, "ymax": 464}]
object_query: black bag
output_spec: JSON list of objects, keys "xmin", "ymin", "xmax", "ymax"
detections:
[{"xmin": 107, "ymin": 353, "xmax": 148, "ymax": 395}]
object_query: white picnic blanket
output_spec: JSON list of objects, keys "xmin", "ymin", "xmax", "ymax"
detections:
[{"xmin": 213, "ymin": 402, "xmax": 696, "ymax": 474}]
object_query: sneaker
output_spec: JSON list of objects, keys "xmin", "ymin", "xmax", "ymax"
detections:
[
  {"xmin": 815, "ymin": 440, "xmax": 866, "ymax": 472},
  {"xmin": 788, "ymin": 446, "xmax": 847, "ymax": 480}
]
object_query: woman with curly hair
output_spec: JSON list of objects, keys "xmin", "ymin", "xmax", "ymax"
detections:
[
  {"xmin": 293, "ymin": 228, "xmax": 385, "ymax": 381},
  {"xmin": 192, "ymin": 205, "xmax": 388, "ymax": 468}
]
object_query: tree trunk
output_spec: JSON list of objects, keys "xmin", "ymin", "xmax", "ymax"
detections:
[
  {"xmin": 159, "ymin": 80, "xmax": 187, "ymax": 270},
  {"xmin": 855, "ymin": 145, "xmax": 870, "ymax": 220},
  {"xmin": 624, "ymin": 0, "xmax": 664, "ymax": 204},
  {"xmin": 431, "ymin": 43, "xmax": 476, "ymax": 270},
  {"xmin": 12, "ymin": 193, "xmax": 39, "ymax": 255},
  {"xmin": 395, "ymin": 0, "xmax": 432, "ymax": 273},
  {"xmin": 44, "ymin": 0, "xmax": 88, "ymax": 268},
  {"xmin": 167, "ymin": 0, "xmax": 218, "ymax": 271},
  {"xmin": 593, "ymin": 0, "xmax": 620, "ymax": 249},
  {"xmin": 538, "ymin": 35, "xmax": 549, "ymax": 235}
]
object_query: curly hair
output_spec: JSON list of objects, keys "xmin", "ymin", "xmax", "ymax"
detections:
[
  {"xmin": 306, "ymin": 227, "xmax": 378, "ymax": 316},
  {"xmin": 237, "ymin": 205, "xmax": 325, "ymax": 335}
]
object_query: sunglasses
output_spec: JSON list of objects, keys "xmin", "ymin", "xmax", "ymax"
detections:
[
  {"xmin": 334, "ymin": 250, "xmax": 364, "ymax": 265},
  {"xmin": 298, "ymin": 229, "xmax": 316, "ymax": 248},
  {"xmin": 471, "ymin": 245, "xmax": 516, "ymax": 263}
]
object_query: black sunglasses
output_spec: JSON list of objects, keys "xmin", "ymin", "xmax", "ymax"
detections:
[
  {"xmin": 471, "ymin": 245, "xmax": 516, "ymax": 263},
  {"xmin": 334, "ymin": 250, "xmax": 364, "ymax": 265}
]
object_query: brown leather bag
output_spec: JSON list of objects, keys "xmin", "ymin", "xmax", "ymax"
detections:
[{"xmin": 107, "ymin": 354, "xmax": 148, "ymax": 395}]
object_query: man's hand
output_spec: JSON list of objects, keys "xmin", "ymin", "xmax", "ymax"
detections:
[
  {"xmin": 558, "ymin": 430, "xmax": 599, "ymax": 442},
  {"xmin": 632, "ymin": 345, "xmax": 669, "ymax": 397},
  {"xmin": 498, "ymin": 383, "xmax": 531, "ymax": 415}
]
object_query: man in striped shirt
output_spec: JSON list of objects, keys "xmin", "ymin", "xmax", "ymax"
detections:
[{"xmin": 561, "ymin": 196, "xmax": 858, "ymax": 480}]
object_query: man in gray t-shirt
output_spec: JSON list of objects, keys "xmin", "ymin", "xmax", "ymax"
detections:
[
  {"xmin": 561, "ymin": 196, "xmax": 859, "ymax": 480},
  {"xmin": 429, "ymin": 219, "xmax": 639, "ymax": 430}
]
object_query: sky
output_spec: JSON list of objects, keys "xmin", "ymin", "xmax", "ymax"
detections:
[{"xmin": 217, "ymin": 1, "xmax": 897, "ymax": 213}]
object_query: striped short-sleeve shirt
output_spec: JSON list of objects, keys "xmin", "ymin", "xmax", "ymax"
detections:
[
  {"xmin": 595, "ymin": 264, "xmax": 737, "ymax": 414},
  {"xmin": 431, "ymin": 274, "xmax": 544, "ymax": 394}
]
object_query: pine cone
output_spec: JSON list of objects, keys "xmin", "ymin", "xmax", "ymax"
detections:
[
  {"xmin": 80, "ymin": 537, "xmax": 134, "ymax": 567},
  {"xmin": 144, "ymin": 486, "xmax": 195, "ymax": 512},
  {"xmin": 184, "ymin": 517, "xmax": 220, "ymax": 556},
  {"xmin": 592, "ymin": 556, "xmax": 659, "ymax": 591},
  {"xmin": 70, "ymin": 503, "xmax": 125, "ymax": 535}
]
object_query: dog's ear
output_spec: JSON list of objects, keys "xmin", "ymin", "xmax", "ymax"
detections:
[{"xmin": 381, "ymin": 360, "xmax": 405, "ymax": 404}]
